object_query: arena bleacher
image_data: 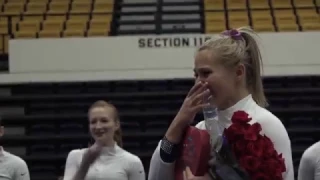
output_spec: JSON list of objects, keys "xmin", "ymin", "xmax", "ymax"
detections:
[{"xmin": 0, "ymin": 0, "xmax": 320, "ymax": 180}]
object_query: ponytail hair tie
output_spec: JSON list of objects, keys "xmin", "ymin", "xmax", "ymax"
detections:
[{"xmin": 222, "ymin": 29, "xmax": 243, "ymax": 40}]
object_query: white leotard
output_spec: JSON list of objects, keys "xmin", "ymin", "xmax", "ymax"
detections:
[
  {"xmin": 298, "ymin": 141, "xmax": 320, "ymax": 180},
  {"xmin": 63, "ymin": 144, "xmax": 145, "ymax": 180}
]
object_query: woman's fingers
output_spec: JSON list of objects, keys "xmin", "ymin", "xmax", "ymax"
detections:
[
  {"xmin": 192, "ymin": 89, "xmax": 211, "ymax": 105},
  {"xmin": 183, "ymin": 167, "xmax": 194, "ymax": 180},
  {"xmin": 187, "ymin": 81, "xmax": 203, "ymax": 97},
  {"xmin": 183, "ymin": 167, "xmax": 212, "ymax": 180},
  {"xmin": 185, "ymin": 167, "xmax": 194, "ymax": 178}
]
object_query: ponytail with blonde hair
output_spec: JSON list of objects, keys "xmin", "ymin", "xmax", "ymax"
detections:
[
  {"xmin": 237, "ymin": 27, "xmax": 267, "ymax": 107},
  {"xmin": 198, "ymin": 26, "xmax": 267, "ymax": 107},
  {"xmin": 89, "ymin": 100, "xmax": 123, "ymax": 147}
]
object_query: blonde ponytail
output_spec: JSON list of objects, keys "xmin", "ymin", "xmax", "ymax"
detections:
[{"xmin": 237, "ymin": 27, "xmax": 267, "ymax": 107}]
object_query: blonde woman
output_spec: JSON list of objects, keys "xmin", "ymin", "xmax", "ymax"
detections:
[{"xmin": 148, "ymin": 27, "xmax": 294, "ymax": 180}]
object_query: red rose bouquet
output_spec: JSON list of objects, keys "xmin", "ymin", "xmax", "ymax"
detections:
[{"xmin": 209, "ymin": 111, "xmax": 286, "ymax": 180}]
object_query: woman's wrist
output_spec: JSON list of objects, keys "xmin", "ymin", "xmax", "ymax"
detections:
[
  {"xmin": 165, "ymin": 115, "xmax": 189, "ymax": 143},
  {"xmin": 160, "ymin": 136, "xmax": 180, "ymax": 163}
]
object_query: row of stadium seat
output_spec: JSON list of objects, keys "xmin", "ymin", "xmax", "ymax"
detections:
[
  {"xmin": 205, "ymin": 8, "xmax": 320, "ymax": 32},
  {"xmin": 1, "ymin": 0, "xmax": 113, "ymax": 15},
  {"xmin": 205, "ymin": 0, "xmax": 318, "ymax": 10},
  {"xmin": 0, "ymin": 0, "xmax": 114, "ymax": 53},
  {"xmin": 0, "ymin": 14, "xmax": 112, "ymax": 37}
]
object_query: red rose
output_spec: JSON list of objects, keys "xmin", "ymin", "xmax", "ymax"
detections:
[
  {"xmin": 246, "ymin": 140, "xmax": 264, "ymax": 158},
  {"xmin": 224, "ymin": 112, "xmax": 286, "ymax": 179},
  {"xmin": 264, "ymin": 158, "xmax": 285, "ymax": 176},
  {"xmin": 273, "ymin": 175, "xmax": 283, "ymax": 180},
  {"xmin": 239, "ymin": 156, "xmax": 261, "ymax": 172},
  {"xmin": 233, "ymin": 139, "xmax": 247, "ymax": 156},
  {"xmin": 243, "ymin": 123, "xmax": 261, "ymax": 141},
  {"xmin": 250, "ymin": 123, "xmax": 262, "ymax": 133},
  {"xmin": 251, "ymin": 172, "xmax": 269, "ymax": 180},
  {"xmin": 224, "ymin": 123, "xmax": 248, "ymax": 142},
  {"xmin": 277, "ymin": 154, "xmax": 286, "ymax": 172},
  {"xmin": 231, "ymin": 111, "xmax": 252, "ymax": 124},
  {"xmin": 261, "ymin": 135, "xmax": 275, "ymax": 158}
]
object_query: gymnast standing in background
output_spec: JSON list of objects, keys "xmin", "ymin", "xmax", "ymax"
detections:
[
  {"xmin": 0, "ymin": 116, "xmax": 30, "ymax": 180},
  {"xmin": 298, "ymin": 141, "xmax": 320, "ymax": 180},
  {"xmin": 63, "ymin": 100, "xmax": 145, "ymax": 180}
]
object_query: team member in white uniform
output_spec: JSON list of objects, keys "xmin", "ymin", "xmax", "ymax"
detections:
[
  {"xmin": 148, "ymin": 27, "xmax": 294, "ymax": 180},
  {"xmin": 298, "ymin": 141, "xmax": 320, "ymax": 180},
  {"xmin": 63, "ymin": 101, "xmax": 145, "ymax": 180},
  {"xmin": 0, "ymin": 117, "xmax": 30, "ymax": 180}
]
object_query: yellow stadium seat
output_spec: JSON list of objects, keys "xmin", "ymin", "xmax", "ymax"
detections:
[
  {"xmin": 45, "ymin": 15, "xmax": 66, "ymax": 21},
  {"xmin": 4, "ymin": 2, "xmax": 25, "ymax": 15},
  {"xmin": 50, "ymin": 0, "xmax": 71, "ymax": 2},
  {"xmin": 251, "ymin": 10, "xmax": 273, "ymax": 24},
  {"xmin": 274, "ymin": 10, "xmax": 298, "ymax": 31},
  {"xmin": 301, "ymin": 23, "xmax": 320, "ymax": 31},
  {"xmin": 296, "ymin": 9, "xmax": 320, "ymax": 24},
  {"xmin": 62, "ymin": 29, "xmax": 84, "ymax": 37},
  {"xmin": 0, "ymin": 17, "xmax": 7, "ymax": 21},
  {"xmin": 40, "ymin": 30, "xmax": 63, "ymax": 38},
  {"xmin": 47, "ymin": 1, "xmax": 70, "ymax": 14},
  {"xmin": 91, "ymin": 14, "xmax": 112, "ymax": 21},
  {"xmin": 73, "ymin": 0, "xmax": 91, "ymax": 3},
  {"xmin": 6, "ymin": 0, "xmax": 27, "ymax": 2},
  {"xmin": 93, "ymin": 1, "xmax": 114, "ymax": 13},
  {"xmin": 25, "ymin": 2, "xmax": 47, "ymax": 14},
  {"xmin": 277, "ymin": 24, "xmax": 299, "ymax": 32},
  {"xmin": 95, "ymin": 0, "xmax": 113, "ymax": 3},
  {"xmin": 1, "ymin": 35, "xmax": 9, "ymax": 54},
  {"xmin": 23, "ymin": 15, "xmax": 44, "ymax": 21},
  {"xmin": 29, "ymin": 0, "xmax": 49, "ymax": 2},
  {"xmin": 65, "ymin": 19, "xmax": 87, "ymax": 35},
  {"xmin": 249, "ymin": 0, "xmax": 269, "ymax": 9},
  {"xmin": 69, "ymin": 15, "xmax": 89, "ymax": 21},
  {"xmin": 271, "ymin": 0, "xmax": 292, "ymax": 8},
  {"xmin": 70, "ymin": 1, "xmax": 91, "ymax": 13},
  {"xmin": 38, "ymin": 30, "xmax": 61, "ymax": 38},
  {"xmin": 293, "ymin": 0, "xmax": 315, "ymax": 8},
  {"xmin": 226, "ymin": 0, "xmax": 246, "ymax": 10},
  {"xmin": 90, "ymin": 20, "xmax": 110, "ymax": 32},
  {"xmin": 87, "ymin": 28, "xmax": 109, "ymax": 36},
  {"xmin": 251, "ymin": 10, "xmax": 274, "ymax": 32},
  {"xmin": 5, "ymin": 0, "xmax": 27, "ymax": 3},
  {"xmin": 0, "ymin": 36, "xmax": 3, "ymax": 54},
  {"xmin": 205, "ymin": 24, "xmax": 226, "ymax": 33},
  {"xmin": 18, "ymin": 20, "xmax": 41, "ymax": 32},
  {"xmin": 14, "ymin": 31, "xmax": 37, "ymax": 38},
  {"xmin": 2, "ymin": 17, "xmax": 21, "ymax": 34},
  {"xmin": 205, "ymin": 12, "xmax": 225, "ymax": 24},
  {"xmin": 204, "ymin": 0, "xmax": 224, "ymax": 10},
  {"xmin": 296, "ymin": 9, "xmax": 320, "ymax": 31},
  {"xmin": 205, "ymin": 12, "xmax": 226, "ymax": 33},
  {"xmin": 42, "ymin": 18, "xmax": 65, "ymax": 32},
  {"xmin": 252, "ymin": 24, "xmax": 275, "ymax": 32},
  {"xmin": 0, "ymin": 21, "xmax": 8, "ymax": 34},
  {"xmin": 228, "ymin": 11, "xmax": 249, "ymax": 29}
]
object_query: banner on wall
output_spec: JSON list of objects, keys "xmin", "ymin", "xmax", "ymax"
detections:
[{"xmin": 1, "ymin": 32, "xmax": 320, "ymax": 83}]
